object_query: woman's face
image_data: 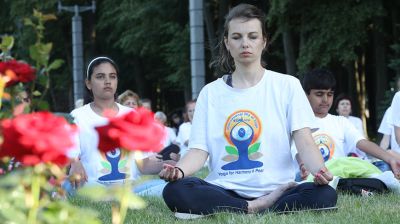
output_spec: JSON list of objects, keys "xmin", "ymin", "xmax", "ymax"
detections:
[
  {"xmin": 336, "ymin": 99, "xmax": 351, "ymax": 117},
  {"xmin": 224, "ymin": 18, "xmax": 266, "ymax": 67},
  {"xmin": 186, "ymin": 102, "xmax": 196, "ymax": 122},
  {"xmin": 86, "ymin": 62, "xmax": 118, "ymax": 101},
  {"xmin": 122, "ymin": 96, "xmax": 139, "ymax": 109}
]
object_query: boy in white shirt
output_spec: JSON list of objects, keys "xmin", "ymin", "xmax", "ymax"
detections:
[
  {"xmin": 295, "ymin": 69, "xmax": 400, "ymax": 180},
  {"xmin": 390, "ymin": 92, "xmax": 400, "ymax": 149}
]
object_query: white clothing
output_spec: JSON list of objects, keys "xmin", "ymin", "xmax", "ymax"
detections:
[
  {"xmin": 70, "ymin": 103, "xmax": 140, "ymax": 185},
  {"xmin": 189, "ymin": 69, "xmax": 316, "ymax": 198},
  {"xmin": 378, "ymin": 107, "xmax": 400, "ymax": 152},
  {"xmin": 343, "ymin": 116, "xmax": 367, "ymax": 158},
  {"xmin": 176, "ymin": 122, "xmax": 192, "ymax": 156},
  {"xmin": 163, "ymin": 126, "xmax": 177, "ymax": 147},
  {"xmin": 390, "ymin": 92, "xmax": 400, "ymax": 148},
  {"xmin": 378, "ymin": 107, "xmax": 392, "ymax": 136},
  {"xmin": 292, "ymin": 114, "xmax": 365, "ymax": 161},
  {"xmin": 347, "ymin": 116, "xmax": 364, "ymax": 136}
]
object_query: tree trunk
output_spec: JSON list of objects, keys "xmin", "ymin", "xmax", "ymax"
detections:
[
  {"xmin": 131, "ymin": 57, "xmax": 147, "ymax": 97},
  {"xmin": 372, "ymin": 16, "xmax": 387, "ymax": 128}
]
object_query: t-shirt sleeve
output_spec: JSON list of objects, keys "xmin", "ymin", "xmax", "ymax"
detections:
[
  {"xmin": 287, "ymin": 78, "xmax": 317, "ymax": 133},
  {"xmin": 378, "ymin": 107, "xmax": 391, "ymax": 135},
  {"xmin": 390, "ymin": 92, "xmax": 400, "ymax": 128},
  {"xmin": 343, "ymin": 118, "xmax": 365, "ymax": 152},
  {"xmin": 188, "ymin": 87, "xmax": 209, "ymax": 152}
]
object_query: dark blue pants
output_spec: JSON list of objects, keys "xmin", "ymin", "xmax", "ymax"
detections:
[{"xmin": 163, "ymin": 177, "xmax": 337, "ymax": 215}]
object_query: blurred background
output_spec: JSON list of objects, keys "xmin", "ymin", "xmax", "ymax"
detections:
[{"xmin": 1, "ymin": 0, "xmax": 399, "ymax": 138}]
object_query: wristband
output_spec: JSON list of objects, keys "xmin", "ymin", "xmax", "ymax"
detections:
[{"xmin": 174, "ymin": 167, "xmax": 185, "ymax": 179}]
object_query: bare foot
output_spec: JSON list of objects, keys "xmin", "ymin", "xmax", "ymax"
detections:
[{"xmin": 247, "ymin": 182, "xmax": 297, "ymax": 213}]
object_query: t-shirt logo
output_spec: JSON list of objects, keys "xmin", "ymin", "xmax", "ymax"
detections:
[
  {"xmin": 98, "ymin": 148, "xmax": 129, "ymax": 184},
  {"xmin": 313, "ymin": 133, "xmax": 335, "ymax": 161},
  {"xmin": 221, "ymin": 110, "xmax": 263, "ymax": 170}
]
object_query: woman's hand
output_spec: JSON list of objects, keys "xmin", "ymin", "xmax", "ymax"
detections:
[
  {"xmin": 386, "ymin": 150, "xmax": 400, "ymax": 179},
  {"xmin": 159, "ymin": 164, "xmax": 183, "ymax": 182},
  {"xmin": 299, "ymin": 163, "xmax": 310, "ymax": 180},
  {"xmin": 68, "ymin": 159, "xmax": 88, "ymax": 189},
  {"xmin": 313, "ymin": 167, "xmax": 333, "ymax": 185}
]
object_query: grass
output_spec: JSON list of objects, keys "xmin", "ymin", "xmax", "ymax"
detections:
[
  {"xmin": 69, "ymin": 169, "xmax": 400, "ymax": 223},
  {"xmin": 71, "ymin": 193, "xmax": 400, "ymax": 224}
]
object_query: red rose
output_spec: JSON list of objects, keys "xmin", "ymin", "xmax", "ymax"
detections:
[
  {"xmin": 96, "ymin": 108, "xmax": 166, "ymax": 153},
  {"xmin": 0, "ymin": 59, "xmax": 36, "ymax": 87},
  {"xmin": 0, "ymin": 112, "xmax": 77, "ymax": 166}
]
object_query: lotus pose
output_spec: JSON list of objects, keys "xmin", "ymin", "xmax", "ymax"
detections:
[{"xmin": 159, "ymin": 4, "xmax": 337, "ymax": 219}]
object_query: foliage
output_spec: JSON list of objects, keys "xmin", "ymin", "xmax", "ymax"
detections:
[
  {"xmin": 97, "ymin": 0, "xmax": 190, "ymax": 92},
  {"xmin": 268, "ymin": 0, "xmax": 385, "ymax": 71},
  {"xmin": 377, "ymin": 43, "xmax": 400, "ymax": 122}
]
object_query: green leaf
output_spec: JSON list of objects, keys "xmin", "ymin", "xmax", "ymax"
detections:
[
  {"xmin": 0, "ymin": 35, "xmax": 14, "ymax": 51},
  {"xmin": 248, "ymin": 142, "xmax": 261, "ymax": 155},
  {"xmin": 47, "ymin": 59, "xmax": 64, "ymax": 71},
  {"xmin": 118, "ymin": 159, "xmax": 128, "ymax": 169},
  {"xmin": 101, "ymin": 161, "xmax": 111, "ymax": 170},
  {"xmin": 78, "ymin": 185, "xmax": 114, "ymax": 201},
  {"xmin": 225, "ymin": 146, "xmax": 238, "ymax": 155},
  {"xmin": 23, "ymin": 18, "xmax": 34, "ymax": 26},
  {"xmin": 35, "ymin": 99, "xmax": 50, "ymax": 110},
  {"xmin": 32, "ymin": 90, "xmax": 42, "ymax": 96}
]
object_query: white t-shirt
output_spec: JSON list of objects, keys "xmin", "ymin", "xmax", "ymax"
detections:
[
  {"xmin": 163, "ymin": 126, "xmax": 177, "ymax": 147},
  {"xmin": 390, "ymin": 92, "xmax": 400, "ymax": 149},
  {"xmin": 70, "ymin": 103, "xmax": 140, "ymax": 185},
  {"xmin": 176, "ymin": 122, "xmax": 192, "ymax": 156},
  {"xmin": 189, "ymin": 69, "xmax": 316, "ymax": 198},
  {"xmin": 292, "ymin": 114, "xmax": 365, "ymax": 161},
  {"xmin": 378, "ymin": 106, "xmax": 400, "ymax": 152},
  {"xmin": 343, "ymin": 116, "xmax": 367, "ymax": 158},
  {"xmin": 348, "ymin": 116, "xmax": 364, "ymax": 136}
]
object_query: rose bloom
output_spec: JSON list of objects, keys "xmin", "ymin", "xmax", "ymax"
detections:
[
  {"xmin": 0, "ymin": 112, "xmax": 77, "ymax": 166},
  {"xmin": 0, "ymin": 59, "xmax": 36, "ymax": 87},
  {"xmin": 96, "ymin": 108, "xmax": 166, "ymax": 153}
]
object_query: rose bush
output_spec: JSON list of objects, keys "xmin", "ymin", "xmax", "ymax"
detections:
[{"xmin": 0, "ymin": 59, "xmax": 36, "ymax": 87}]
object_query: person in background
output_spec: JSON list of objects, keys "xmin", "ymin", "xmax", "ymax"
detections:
[
  {"xmin": 334, "ymin": 94, "xmax": 367, "ymax": 159},
  {"xmin": 117, "ymin": 90, "xmax": 140, "ymax": 109},
  {"xmin": 175, "ymin": 100, "xmax": 196, "ymax": 157},
  {"xmin": 170, "ymin": 112, "xmax": 183, "ymax": 135},
  {"xmin": 141, "ymin": 98, "xmax": 152, "ymax": 111},
  {"xmin": 335, "ymin": 94, "xmax": 365, "ymax": 136},
  {"xmin": 293, "ymin": 68, "xmax": 400, "ymax": 177},
  {"xmin": 65, "ymin": 56, "xmax": 173, "ymax": 197},
  {"xmin": 154, "ymin": 111, "xmax": 180, "ymax": 161}
]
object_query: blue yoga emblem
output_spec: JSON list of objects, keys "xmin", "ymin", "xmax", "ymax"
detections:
[{"xmin": 222, "ymin": 110, "xmax": 263, "ymax": 170}]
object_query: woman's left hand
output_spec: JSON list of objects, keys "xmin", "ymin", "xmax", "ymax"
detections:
[
  {"xmin": 386, "ymin": 150, "xmax": 400, "ymax": 179},
  {"xmin": 313, "ymin": 167, "xmax": 333, "ymax": 185}
]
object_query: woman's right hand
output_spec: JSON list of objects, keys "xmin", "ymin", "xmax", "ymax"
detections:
[
  {"xmin": 68, "ymin": 159, "xmax": 88, "ymax": 189},
  {"xmin": 159, "ymin": 164, "xmax": 183, "ymax": 182}
]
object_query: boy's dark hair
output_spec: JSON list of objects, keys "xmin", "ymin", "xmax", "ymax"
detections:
[{"xmin": 302, "ymin": 68, "xmax": 336, "ymax": 94}]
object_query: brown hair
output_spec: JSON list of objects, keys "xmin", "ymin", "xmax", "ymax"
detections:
[
  {"xmin": 117, "ymin": 90, "xmax": 140, "ymax": 106},
  {"xmin": 210, "ymin": 4, "xmax": 268, "ymax": 74}
]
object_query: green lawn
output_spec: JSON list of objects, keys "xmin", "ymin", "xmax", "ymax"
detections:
[
  {"xmin": 71, "ymin": 192, "xmax": 400, "ymax": 224},
  {"xmin": 70, "ymin": 168, "xmax": 400, "ymax": 223}
]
